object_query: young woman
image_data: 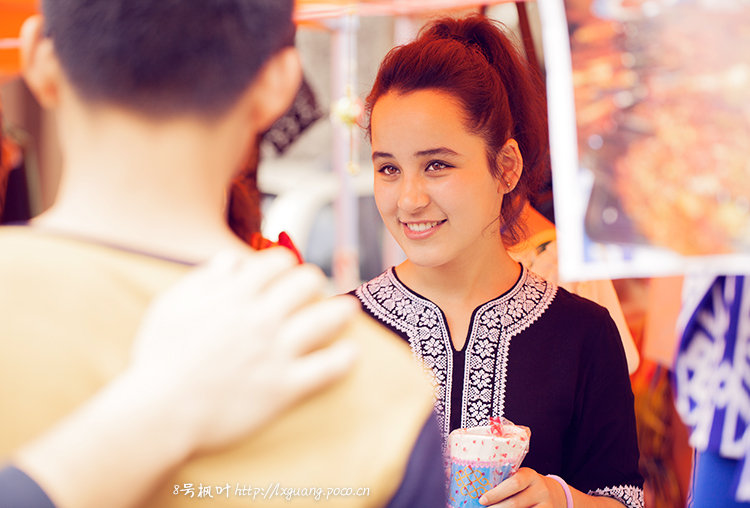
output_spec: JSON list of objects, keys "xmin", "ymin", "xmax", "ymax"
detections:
[{"xmin": 353, "ymin": 15, "xmax": 643, "ymax": 508}]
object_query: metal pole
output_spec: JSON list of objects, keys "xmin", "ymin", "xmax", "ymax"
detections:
[{"xmin": 330, "ymin": 14, "xmax": 361, "ymax": 291}]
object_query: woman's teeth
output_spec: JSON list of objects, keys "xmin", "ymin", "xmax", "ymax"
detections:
[{"xmin": 406, "ymin": 221, "xmax": 441, "ymax": 232}]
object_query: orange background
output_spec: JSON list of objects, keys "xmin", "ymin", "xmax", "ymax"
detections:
[
  {"xmin": 0, "ymin": 0, "xmax": 500, "ymax": 77},
  {"xmin": 0, "ymin": 0, "xmax": 36, "ymax": 77}
]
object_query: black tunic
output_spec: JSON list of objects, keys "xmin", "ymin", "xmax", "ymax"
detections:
[{"xmin": 354, "ymin": 265, "xmax": 644, "ymax": 508}]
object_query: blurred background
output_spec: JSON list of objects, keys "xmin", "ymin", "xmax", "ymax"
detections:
[{"xmin": 0, "ymin": 2, "xmax": 700, "ymax": 506}]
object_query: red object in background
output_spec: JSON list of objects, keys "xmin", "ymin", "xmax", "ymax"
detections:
[{"xmin": 249, "ymin": 231, "xmax": 304, "ymax": 264}]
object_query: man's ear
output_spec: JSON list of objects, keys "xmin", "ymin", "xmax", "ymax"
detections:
[
  {"xmin": 246, "ymin": 47, "xmax": 302, "ymax": 132},
  {"xmin": 20, "ymin": 15, "xmax": 63, "ymax": 109},
  {"xmin": 496, "ymin": 138, "xmax": 523, "ymax": 194}
]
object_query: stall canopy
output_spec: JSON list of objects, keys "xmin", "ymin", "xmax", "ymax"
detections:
[
  {"xmin": 1, "ymin": 0, "xmax": 527, "ymax": 77},
  {"xmin": 295, "ymin": 0, "xmax": 503, "ymax": 21}
]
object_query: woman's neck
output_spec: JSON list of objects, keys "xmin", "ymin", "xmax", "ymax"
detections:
[
  {"xmin": 394, "ymin": 244, "xmax": 521, "ymax": 351},
  {"xmin": 395, "ymin": 245, "xmax": 522, "ymax": 310}
]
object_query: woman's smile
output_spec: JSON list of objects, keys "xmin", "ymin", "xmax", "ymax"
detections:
[{"xmin": 401, "ymin": 219, "xmax": 447, "ymax": 238}]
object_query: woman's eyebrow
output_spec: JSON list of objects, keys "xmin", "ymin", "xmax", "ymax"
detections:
[
  {"xmin": 372, "ymin": 151, "xmax": 393, "ymax": 160},
  {"xmin": 372, "ymin": 147, "xmax": 459, "ymax": 161},
  {"xmin": 414, "ymin": 147, "xmax": 459, "ymax": 157}
]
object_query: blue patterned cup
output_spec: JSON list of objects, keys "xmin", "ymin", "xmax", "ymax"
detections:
[{"xmin": 446, "ymin": 420, "xmax": 530, "ymax": 508}]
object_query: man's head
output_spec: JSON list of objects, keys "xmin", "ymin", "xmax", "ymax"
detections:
[{"xmin": 23, "ymin": 0, "xmax": 298, "ymax": 120}]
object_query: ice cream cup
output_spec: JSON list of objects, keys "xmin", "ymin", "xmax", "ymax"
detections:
[{"xmin": 447, "ymin": 418, "xmax": 530, "ymax": 508}]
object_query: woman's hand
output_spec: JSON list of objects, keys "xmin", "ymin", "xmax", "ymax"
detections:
[
  {"xmin": 130, "ymin": 248, "xmax": 360, "ymax": 450},
  {"xmin": 478, "ymin": 468, "xmax": 566, "ymax": 507},
  {"xmin": 479, "ymin": 468, "xmax": 627, "ymax": 508},
  {"xmin": 13, "ymin": 248, "xmax": 360, "ymax": 508}
]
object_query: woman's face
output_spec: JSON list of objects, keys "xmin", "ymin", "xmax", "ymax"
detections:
[{"xmin": 370, "ymin": 89, "xmax": 506, "ymax": 270}]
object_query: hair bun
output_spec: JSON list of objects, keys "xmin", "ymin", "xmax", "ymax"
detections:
[{"xmin": 423, "ymin": 16, "xmax": 499, "ymax": 65}]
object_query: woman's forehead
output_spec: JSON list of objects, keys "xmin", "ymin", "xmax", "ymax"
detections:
[{"xmin": 370, "ymin": 90, "xmax": 478, "ymax": 152}]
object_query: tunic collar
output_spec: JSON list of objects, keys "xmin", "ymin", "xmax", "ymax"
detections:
[{"xmin": 356, "ymin": 265, "xmax": 557, "ymax": 441}]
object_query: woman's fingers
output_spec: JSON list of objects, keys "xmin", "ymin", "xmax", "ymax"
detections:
[
  {"xmin": 275, "ymin": 296, "xmax": 359, "ymax": 356},
  {"xmin": 479, "ymin": 468, "xmax": 534, "ymax": 506},
  {"xmin": 131, "ymin": 248, "xmax": 360, "ymax": 451},
  {"xmin": 253, "ymin": 262, "xmax": 329, "ymax": 321},
  {"xmin": 229, "ymin": 247, "xmax": 300, "ymax": 296},
  {"xmin": 478, "ymin": 468, "xmax": 558, "ymax": 507},
  {"xmin": 284, "ymin": 340, "xmax": 359, "ymax": 400}
]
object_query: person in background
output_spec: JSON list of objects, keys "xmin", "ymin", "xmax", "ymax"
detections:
[
  {"xmin": 0, "ymin": 1, "xmax": 445, "ymax": 506},
  {"xmin": 508, "ymin": 201, "xmax": 641, "ymax": 374},
  {"xmin": 1, "ymin": 249, "xmax": 358, "ymax": 508},
  {"xmin": 354, "ymin": 14, "xmax": 643, "ymax": 507}
]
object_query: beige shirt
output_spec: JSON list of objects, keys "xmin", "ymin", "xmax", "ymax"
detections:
[{"xmin": 0, "ymin": 227, "xmax": 436, "ymax": 507}]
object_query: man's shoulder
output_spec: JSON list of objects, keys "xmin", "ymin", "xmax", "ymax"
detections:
[
  {"xmin": 341, "ymin": 311, "xmax": 434, "ymax": 410},
  {"xmin": 0, "ymin": 226, "xmax": 188, "ymax": 285},
  {"xmin": 147, "ymin": 311, "xmax": 436, "ymax": 507},
  {"xmin": 0, "ymin": 227, "xmax": 192, "ymax": 455}
]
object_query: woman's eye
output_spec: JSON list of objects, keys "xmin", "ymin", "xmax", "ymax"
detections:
[
  {"xmin": 427, "ymin": 161, "xmax": 449, "ymax": 171},
  {"xmin": 378, "ymin": 165, "xmax": 399, "ymax": 176}
]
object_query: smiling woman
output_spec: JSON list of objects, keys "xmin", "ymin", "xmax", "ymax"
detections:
[
  {"xmin": 370, "ymin": 89, "xmax": 510, "ymax": 274},
  {"xmin": 352, "ymin": 14, "xmax": 644, "ymax": 508}
]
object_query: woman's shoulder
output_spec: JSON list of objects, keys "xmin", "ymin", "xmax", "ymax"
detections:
[
  {"xmin": 550, "ymin": 283, "xmax": 612, "ymax": 319},
  {"xmin": 536, "ymin": 280, "xmax": 621, "ymax": 343},
  {"xmin": 347, "ymin": 268, "xmax": 415, "ymax": 336},
  {"xmin": 543, "ymin": 283, "xmax": 629, "ymax": 367},
  {"xmin": 519, "ymin": 268, "xmax": 608, "ymax": 322},
  {"xmin": 349, "ymin": 268, "xmax": 395, "ymax": 308},
  {"xmin": 352, "ymin": 268, "xmax": 393, "ymax": 294}
]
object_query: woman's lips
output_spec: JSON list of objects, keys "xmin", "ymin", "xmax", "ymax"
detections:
[{"xmin": 401, "ymin": 219, "xmax": 446, "ymax": 239}]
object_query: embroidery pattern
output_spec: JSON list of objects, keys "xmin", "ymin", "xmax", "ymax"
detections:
[
  {"xmin": 463, "ymin": 272, "xmax": 555, "ymax": 429},
  {"xmin": 589, "ymin": 484, "xmax": 644, "ymax": 508},
  {"xmin": 356, "ymin": 270, "xmax": 452, "ymax": 436},
  {"xmin": 356, "ymin": 267, "xmax": 556, "ymax": 441}
]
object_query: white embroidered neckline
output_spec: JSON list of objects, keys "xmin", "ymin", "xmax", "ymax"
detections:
[{"xmin": 355, "ymin": 265, "xmax": 557, "ymax": 441}]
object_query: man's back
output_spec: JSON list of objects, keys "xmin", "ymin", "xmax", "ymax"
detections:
[
  {"xmin": 0, "ymin": 227, "xmax": 441, "ymax": 507},
  {"xmin": 7, "ymin": 1, "xmax": 447, "ymax": 504}
]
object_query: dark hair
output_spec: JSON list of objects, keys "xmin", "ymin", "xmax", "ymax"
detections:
[
  {"xmin": 41, "ymin": 0, "xmax": 295, "ymax": 117},
  {"xmin": 366, "ymin": 15, "xmax": 550, "ymax": 244}
]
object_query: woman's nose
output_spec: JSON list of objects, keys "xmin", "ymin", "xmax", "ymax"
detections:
[{"xmin": 397, "ymin": 174, "xmax": 429, "ymax": 213}]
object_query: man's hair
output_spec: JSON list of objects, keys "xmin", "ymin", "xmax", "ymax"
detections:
[{"xmin": 42, "ymin": 0, "xmax": 295, "ymax": 117}]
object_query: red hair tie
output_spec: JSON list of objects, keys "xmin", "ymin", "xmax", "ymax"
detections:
[{"xmin": 249, "ymin": 231, "xmax": 304, "ymax": 264}]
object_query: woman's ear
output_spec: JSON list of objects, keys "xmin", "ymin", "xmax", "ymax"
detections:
[
  {"xmin": 244, "ymin": 47, "xmax": 302, "ymax": 132},
  {"xmin": 496, "ymin": 138, "xmax": 523, "ymax": 194},
  {"xmin": 20, "ymin": 15, "xmax": 63, "ymax": 109}
]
